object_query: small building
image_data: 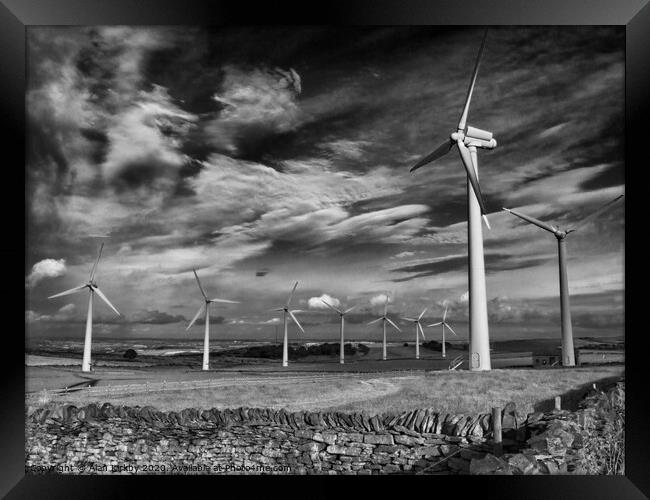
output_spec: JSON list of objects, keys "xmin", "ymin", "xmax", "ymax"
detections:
[
  {"xmin": 533, "ymin": 353, "xmax": 561, "ymax": 368},
  {"xmin": 576, "ymin": 349, "xmax": 625, "ymax": 366}
]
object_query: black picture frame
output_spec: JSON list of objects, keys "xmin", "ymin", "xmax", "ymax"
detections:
[{"xmin": 4, "ymin": 0, "xmax": 648, "ymax": 498}]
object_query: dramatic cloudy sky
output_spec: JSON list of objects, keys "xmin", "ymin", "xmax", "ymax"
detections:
[{"xmin": 25, "ymin": 26, "xmax": 624, "ymax": 341}]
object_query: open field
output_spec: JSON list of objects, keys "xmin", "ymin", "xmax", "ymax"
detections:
[{"xmin": 27, "ymin": 364, "xmax": 623, "ymax": 418}]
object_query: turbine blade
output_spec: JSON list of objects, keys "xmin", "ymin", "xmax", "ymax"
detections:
[
  {"xmin": 457, "ymin": 140, "xmax": 488, "ymax": 214},
  {"xmin": 503, "ymin": 208, "xmax": 557, "ymax": 234},
  {"xmin": 271, "ymin": 307, "xmax": 285, "ymax": 312},
  {"xmin": 482, "ymin": 214, "xmax": 491, "ymax": 230},
  {"xmin": 187, "ymin": 303, "xmax": 206, "ymax": 330},
  {"xmin": 458, "ymin": 29, "xmax": 488, "ymax": 131},
  {"xmin": 321, "ymin": 298, "xmax": 342, "ymax": 314},
  {"xmin": 343, "ymin": 305, "xmax": 357, "ymax": 315},
  {"xmin": 445, "ymin": 323, "xmax": 458, "ymax": 336},
  {"xmin": 209, "ymin": 297, "xmax": 240, "ymax": 304},
  {"xmin": 409, "ymin": 140, "xmax": 454, "ymax": 172},
  {"xmin": 443, "ymin": 305, "xmax": 448, "ymax": 321},
  {"xmin": 89, "ymin": 242, "xmax": 104, "ymax": 281},
  {"xmin": 48, "ymin": 284, "xmax": 87, "ymax": 299},
  {"xmin": 288, "ymin": 310, "xmax": 305, "ymax": 333},
  {"xmin": 193, "ymin": 269, "xmax": 208, "ymax": 299},
  {"xmin": 567, "ymin": 194, "xmax": 624, "ymax": 233},
  {"xmin": 91, "ymin": 286, "xmax": 120, "ymax": 316},
  {"xmin": 384, "ymin": 295, "xmax": 389, "ymax": 316},
  {"xmin": 418, "ymin": 323, "xmax": 426, "ymax": 340},
  {"xmin": 418, "ymin": 307, "xmax": 428, "ymax": 320},
  {"xmin": 427, "ymin": 322, "xmax": 443, "ymax": 327},
  {"xmin": 367, "ymin": 317, "xmax": 382, "ymax": 325},
  {"xmin": 286, "ymin": 281, "xmax": 298, "ymax": 307},
  {"xmin": 385, "ymin": 317, "xmax": 402, "ymax": 332},
  {"xmin": 402, "ymin": 317, "xmax": 417, "ymax": 322}
]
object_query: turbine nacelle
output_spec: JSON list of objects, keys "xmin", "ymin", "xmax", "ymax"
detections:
[{"xmin": 451, "ymin": 127, "xmax": 497, "ymax": 150}]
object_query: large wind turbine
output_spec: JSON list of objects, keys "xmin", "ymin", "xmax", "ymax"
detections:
[
  {"xmin": 428, "ymin": 305, "xmax": 458, "ymax": 358},
  {"xmin": 401, "ymin": 308, "xmax": 428, "ymax": 360},
  {"xmin": 409, "ymin": 29, "xmax": 495, "ymax": 371},
  {"xmin": 503, "ymin": 194, "xmax": 624, "ymax": 367},
  {"xmin": 321, "ymin": 298, "xmax": 356, "ymax": 364},
  {"xmin": 186, "ymin": 269, "xmax": 239, "ymax": 371},
  {"xmin": 272, "ymin": 282, "xmax": 305, "ymax": 367},
  {"xmin": 48, "ymin": 243, "xmax": 121, "ymax": 372},
  {"xmin": 367, "ymin": 296, "xmax": 401, "ymax": 361}
]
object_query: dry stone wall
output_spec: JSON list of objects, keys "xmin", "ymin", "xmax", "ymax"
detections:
[{"xmin": 26, "ymin": 404, "xmax": 513, "ymax": 475}]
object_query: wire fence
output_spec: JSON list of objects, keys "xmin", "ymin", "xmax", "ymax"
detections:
[{"xmin": 27, "ymin": 368, "xmax": 443, "ymax": 403}]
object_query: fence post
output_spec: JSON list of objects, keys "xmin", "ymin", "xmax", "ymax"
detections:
[
  {"xmin": 554, "ymin": 396, "xmax": 561, "ymax": 411},
  {"xmin": 492, "ymin": 407, "xmax": 503, "ymax": 456}
]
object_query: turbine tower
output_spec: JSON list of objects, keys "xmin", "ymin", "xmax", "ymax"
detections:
[
  {"xmin": 503, "ymin": 194, "xmax": 623, "ymax": 367},
  {"xmin": 428, "ymin": 305, "xmax": 458, "ymax": 358},
  {"xmin": 48, "ymin": 243, "xmax": 121, "ymax": 372},
  {"xmin": 409, "ymin": 29, "xmax": 495, "ymax": 371},
  {"xmin": 321, "ymin": 298, "xmax": 356, "ymax": 364},
  {"xmin": 367, "ymin": 295, "xmax": 401, "ymax": 361},
  {"xmin": 401, "ymin": 308, "xmax": 428, "ymax": 360},
  {"xmin": 186, "ymin": 269, "xmax": 239, "ymax": 371},
  {"xmin": 272, "ymin": 282, "xmax": 305, "ymax": 367}
]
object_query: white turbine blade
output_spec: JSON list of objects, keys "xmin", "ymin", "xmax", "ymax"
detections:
[
  {"xmin": 89, "ymin": 242, "xmax": 104, "ymax": 281},
  {"xmin": 427, "ymin": 321, "xmax": 443, "ymax": 327},
  {"xmin": 458, "ymin": 29, "xmax": 488, "ymax": 132},
  {"xmin": 270, "ymin": 307, "xmax": 285, "ymax": 312},
  {"xmin": 445, "ymin": 323, "xmax": 458, "ymax": 336},
  {"xmin": 383, "ymin": 295, "xmax": 389, "ymax": 316},
  {"xmin": 92, "ymin": 286, "xmax": 121, "ymax": 316},
  {"xmin": 567, "ymin": 194, "xmax": 624, "ymax": 233},
  {"xmin": 482, "ymin": 214, "xmax": 491, "ymax": 230},
  {"xmin": 385, "ymin": 317, "xmax": 401, "ymax": 332},
  {"xmin": 409, "ymin": 139, "xmax": 455, "ymax": 172},
  {"xmin": 321, "ymin": 298, "xmax": 342, "ymax": 314},
  {"xmin": 286, "ymin": 281, "xmax": 298, "ymax": 307},
  {"xmin": 418, "ymin": 307, "xmax": 428, "ymax": 320},
  {"xmin": 457, "ymin": 140, "xmax": 488, "ymax": 215},
  {"xmin": 48, "ymin": 284, "xmax": 87, "ymax": 299},
  {"xmin": 288, "ymin": 310, "xmax": 305, "ymax": 333},
  {"xmin": 343, "ymin": 305, "xmax": 357, "ymax": 314},
  {"xmin": 209, "ymin": 297, "xmax": 240, "ymax": 304},
  {"xmin": 503, "ymin": 208, "xmax": 557, "ymax": 234},
  {"xmin": 193, "ymin": 269, "xmax": 208, "ymax": 299},
  {"xmin": 187, "ymin": 303, "xmax": 206, "ymax": 330},
  {"xmin": 402, "ymin": 317, "xmax": 417, "ymax": 322},
  {"xmin": 418, "ymin": 323, "xmax": 426, "ymax": 340},
  {"xmin": 443, "ymin": 305, "xmax": 448, "ymax": 321},
  {"xmin": 367, "ymin": 317, "xmax": 383, "ymax": 325}
]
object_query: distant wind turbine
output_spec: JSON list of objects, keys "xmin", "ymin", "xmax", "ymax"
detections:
[
  {"xmin": 321, "ymin": 298, "xmax": 356, "ymax": 364},
  {"xmin": 503, "ymin": 193, "xmax": 624, "ymax": 367},
  {"xmin": 48, "ymin": 243, "xmax": 120, "ymax": 372},
  {"xmin": 272, "ymin": 282, "xmax": 305, "ymax": 367},
  {"xmin": 367, "ymin": 295, "xmax": 401, "ymax": 361},
  {"xmin": 428, "ymin": 305, "xmax": 458, "ymax": 358},
  {"xmin": 402, "ymin": 308, "xmax": 428, "ymax": 360},
  {"xmin": 409, "ymin": 29, "xmax": 496, "ymax": 371},
  {"xmin": 186, "ymin": 269, "xmax": 239, "ymax": 371}
]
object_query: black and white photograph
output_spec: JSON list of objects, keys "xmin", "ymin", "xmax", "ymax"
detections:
[{"xmin": 24, "ymin": 25, "xmax": 625, "ymax": 476}]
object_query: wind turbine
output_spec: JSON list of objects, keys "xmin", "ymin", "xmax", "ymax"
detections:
[
  {"xmin": 48, "ymin": 243, "xmax": 120, "ymax": 372},
  {"xmin": 321, "ymin": 298, "xmax": 356, "ymax": 365},
  {"xmin": 427, "ymin": 305, "xmax": 458, "ymax": 358},
  {"xmin": 367, "ymin": 295, "xmax": 401, "ymax": 361},
  {"xmin": 503, "ymin": 193, "xmax": 624, "ymax": 367},
  {"xmin": 401, "ymin": 308, "xmax": 428, "ymax": 360},
  {"xmin": 409, "ymin": 29, "xmax": 495, "ymax": 371},
  {"xmin": 186, "ymin": 269, "xmax": 239, "ymax": 371},
  {"xmin": 272, "ymin": 282, "xmax": 305, "ymax": 367}
]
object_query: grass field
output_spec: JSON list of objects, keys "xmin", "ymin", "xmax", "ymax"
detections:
[{"xmin": 30, "ymin": 366, "xmax": 624, "ymax": 418}]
